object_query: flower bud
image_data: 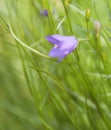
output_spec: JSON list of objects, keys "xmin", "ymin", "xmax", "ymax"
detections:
[
  {"xmin": 65, "ymin": 0, "xmax": 72, "ymax": 8},
  {"xmin": 40, "ymin": 9, "xmax": 48, "ymax": 16},
  {"xmin": 65, "ymin": 0, "xmax": 72, "ymax": 4},
  {"xmin": 86, "ymin": 9, "xmax": 91, "ymax": 21},
  {"xmin": 94, "ymin": 20, "xmax": 101, "ymax": 38}
]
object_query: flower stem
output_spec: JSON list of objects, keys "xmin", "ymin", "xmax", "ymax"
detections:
[
  {"xmin": 61, "ymin": 0, "xmax": 74, "ymax": 35},
  {"xmin": 8, "ymin": 23, "xmax": 50, "ymax": 59}
]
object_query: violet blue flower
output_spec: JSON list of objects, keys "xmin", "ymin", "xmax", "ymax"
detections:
[
  {"xmin": 40, "ymin": 9, "xmax": 48, "ymax": 16},
  {"xmin": 46, "ymin": 34, "xmax": 78, "ymax": 62},
  {"xmin": 40, "ymin": 9, "xmax": 55, "ymax": 16}
]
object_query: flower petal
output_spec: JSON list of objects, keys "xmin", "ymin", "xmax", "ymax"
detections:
[
  {"xmin": 62, "ymin": 42, "xmax": 78, "ymax": 55},
  {"xmin": 46, "ymin": 35, "xmax": 61, "ymax": 45},
  {"xmin": 60, "ymin": 36, "xmax": 78, "ymax": 51},
  {"xmin": 58, "ymin": 54, "xmax": 66, "ymax": 62},
  {"xmin": 49, "ymin": 47, "xmax": 62, "ymax": 58}
]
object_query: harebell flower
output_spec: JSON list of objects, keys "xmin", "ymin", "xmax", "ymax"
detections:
[{"xmin": 46, "ymin": 34, "xmax": 78, "ymax": 62}]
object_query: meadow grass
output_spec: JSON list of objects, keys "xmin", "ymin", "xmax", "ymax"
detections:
[{"xmin": 0, "ymin": 0, "xmax": 111, "ymax": 130}]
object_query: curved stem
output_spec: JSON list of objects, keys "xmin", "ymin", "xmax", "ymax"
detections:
[{"xmin": 8, "ymin": 23, "xmax": 50, "ymax": 59}]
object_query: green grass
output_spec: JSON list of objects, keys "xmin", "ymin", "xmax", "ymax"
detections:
[{"xmin": 0, "ymin": 0, "xmax": 111, "ymax": 130}]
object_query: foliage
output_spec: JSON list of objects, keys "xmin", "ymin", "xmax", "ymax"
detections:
[{"xmin": 0, "ymin": 0, "xmax": 111, "ymax": 130}]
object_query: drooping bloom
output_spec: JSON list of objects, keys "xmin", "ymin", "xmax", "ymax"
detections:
[{"xmin": 46, "ymin": 34, "xmax": 78, "ymax": 62}]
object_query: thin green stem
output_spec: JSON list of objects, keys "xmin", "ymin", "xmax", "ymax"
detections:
[
  {"xmin": 8, "ymin": 23, "xmax": 50, "ymax": 59},
  {"xmin": 61, "ymin": 0, "xmax": 74, "ymax": 34}
]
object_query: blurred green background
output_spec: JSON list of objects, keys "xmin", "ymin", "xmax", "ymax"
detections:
[{"xmin": 0, "ymin": 0, "xmax": 111, "ymax": 130}]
